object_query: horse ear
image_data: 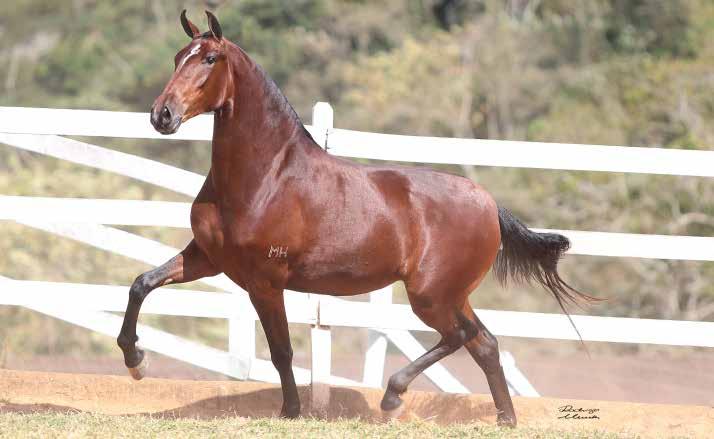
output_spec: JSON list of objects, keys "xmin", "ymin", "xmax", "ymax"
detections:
[
  {"xmin": 205, "ymin": 10, "xmax": 223, "ymax": 40},
  {"xmin": 180, "ymin": 10, "xmax": 200, "ymax": 39}
]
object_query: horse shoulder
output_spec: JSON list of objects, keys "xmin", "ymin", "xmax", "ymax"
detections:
[{"xmin": 190, "ymin": 176, "xmax": 225, "ymax": 262}]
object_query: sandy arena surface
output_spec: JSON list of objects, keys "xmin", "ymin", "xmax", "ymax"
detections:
[
  {"xmin": 6, "ymin": 349, "xmax": 714, "ymax": 406},
  {"xmin": 0, "ymin": 369, "xmax": 712, "ymax": 438}
]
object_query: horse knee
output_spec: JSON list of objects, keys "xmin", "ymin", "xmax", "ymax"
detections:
[{"xmin": 129, "ymin": 274, "xmax": 152, "ymax": 305}]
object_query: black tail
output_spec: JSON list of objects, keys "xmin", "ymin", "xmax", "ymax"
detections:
[{"xmin": 494, "ymin": 207, "xmax": 602, "ymax": 344}]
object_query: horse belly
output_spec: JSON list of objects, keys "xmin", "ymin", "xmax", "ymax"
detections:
[
  {"xmin": 286, "ymin": 231, "xmax": 403, "ymax": 296},
  {"xmin": 287, "ymin": 258, "xmax": 400, "ymax": 296}
]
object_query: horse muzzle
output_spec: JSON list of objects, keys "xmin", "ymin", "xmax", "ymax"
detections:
[{"xmin": 150, "ymin": 103, "xmax": 182, "ymax": 135}]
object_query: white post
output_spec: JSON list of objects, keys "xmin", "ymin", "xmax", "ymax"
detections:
[
  {"xmin": 228, "ymin": 295, "xmax": 255, "ymax": 379},
  {"xmin": 310, "ymin": 322, "xmax": 332, "ymax": 413},
  {"xmin": 308, "ymin": 102, "xmax": 335, "ymax": 412},
  {"xmin": 309, "ymin": 294, "xmax": 332, "ymax": 413},
  {"xmin": 362, "ymin": 285, "xmax": 393, "ymax": 387},
  {"xmin": 311, "ymin": 102, "xmax": 333, "ymax": 150}
]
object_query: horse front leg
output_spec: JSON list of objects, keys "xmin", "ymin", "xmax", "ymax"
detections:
[
  {"xmin": 249, "ymin": 289, "xmax": 300, "ymax": 418},
  {"xmin": 116, "ymin": 240, "xmax": 218, "ymax": 379}
]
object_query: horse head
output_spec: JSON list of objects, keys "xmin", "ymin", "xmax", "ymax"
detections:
[{"xmin": 150, "ymin": 10, "xmax": 233, "ymax": 134}]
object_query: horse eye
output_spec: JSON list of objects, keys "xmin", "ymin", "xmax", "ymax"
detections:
[{"xmin": 206, "ymin": 55, "xmax": 217, "ymax": 65}]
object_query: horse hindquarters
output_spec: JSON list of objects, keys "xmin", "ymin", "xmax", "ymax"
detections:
[{"xmin": 379, "ymin": 187, "xmax": 514, "ymax": 421}]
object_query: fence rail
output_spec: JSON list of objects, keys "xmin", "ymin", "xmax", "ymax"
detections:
[
  {"xmin": 4, "ymin": 106, "xmax": 714, "ymax": 177},
  {"xmin": 0, "ymin": 133, "xmax": 204, "ymax": 196},
  {"xmin": 3, "ymin": 195, "xmax": 714, "ymax": 261},
  {"xmin": 2, "ymin": 104, "xmax": 713, "ymax": 405},
  {"xmin": 4, "ymin": 279, "xmax": 712, "ymax": 348},
  {"xmin": 327, "ymin": 128, "xmax": 714, "ymax": 177}
]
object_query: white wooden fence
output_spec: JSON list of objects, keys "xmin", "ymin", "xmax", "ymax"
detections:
[{"xmin": 1, "ymin": 104, "xmax": 713, "ymax": 408}]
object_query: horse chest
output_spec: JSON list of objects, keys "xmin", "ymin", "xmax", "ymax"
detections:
[{"xmin": 190, "ymin": 196, "xmax": 296, "ymax": 285}]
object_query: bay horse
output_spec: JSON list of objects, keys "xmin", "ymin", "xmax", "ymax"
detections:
[{"xmin": 116, "ymin": 10, "xmax": 597, "ymax": 427}]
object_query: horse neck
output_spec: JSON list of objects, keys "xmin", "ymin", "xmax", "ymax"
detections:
[{"xmin": 210, "ymin": 44, "xmax": 319, "ymax": 198}]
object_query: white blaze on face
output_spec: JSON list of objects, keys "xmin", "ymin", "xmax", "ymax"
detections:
[{"xmin": 178, "ymin": 42, "xmax": 202, "ymax": 71}]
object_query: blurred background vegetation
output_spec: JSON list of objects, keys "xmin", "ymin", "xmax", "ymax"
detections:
[{"xmin": 1, "ymin": 0, "xmax": 714, "ymax": 361}]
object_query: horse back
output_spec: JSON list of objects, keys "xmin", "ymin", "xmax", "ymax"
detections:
[{"xmin": 285, "ymin": 157, "xmax": 499, "ymax": 295}]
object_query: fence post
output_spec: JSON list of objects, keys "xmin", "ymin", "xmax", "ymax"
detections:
[
  {"xmin": 228, "ymin": 295, "xmax": 254, "ymax": 379},
  {"xmin": 362, "ymin": 285, "xmax": 392, "ymax": 387},
  {"xmin": 311, "ymin": 102, "xmax": 333, "ymax": 150},
  {"xmin": 310, "ymin": 308, "xmax": 332, "ymax": 414},
  {"xmin": 309, "ymin": 101, "xmax": 334, "ymax": 413}
]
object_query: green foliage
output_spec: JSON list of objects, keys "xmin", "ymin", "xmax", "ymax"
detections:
[
  {"xmin": 235, "ymin": 0, "xmax": 328, "ymax": 30},
  {"xmin": 606, "ymin": 0, "xmax": 702, "ymax": 57}
]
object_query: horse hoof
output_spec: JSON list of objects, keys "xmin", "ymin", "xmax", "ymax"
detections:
[
  {"xmin": 381, "ymin": 402, "xmax": 405, "ymax": 420},
  {"xmin": 380, "ymin": 393, "xmax": 405, "ymax": 420},
  {"xmin": 280, "ymin": 408, "xmax": 300, "ymax": 419},
  {"xmin": 127, "ymin": 354, "xmax": 148, "ymax": 381},
  {"xmin": 497, "ymin": 414, "xmax": 517, "ymax": 428}
]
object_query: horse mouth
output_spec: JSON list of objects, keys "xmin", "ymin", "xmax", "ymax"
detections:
[{"xmin": 154, "ymin": 117, "xmax": 182, "ymax": 135}]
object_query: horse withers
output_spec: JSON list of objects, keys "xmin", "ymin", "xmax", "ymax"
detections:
[{"xmin": 116, "ymin": 10, "xmax": 598, "ymax": 427}]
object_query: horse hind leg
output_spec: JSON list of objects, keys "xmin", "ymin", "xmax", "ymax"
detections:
[
  {"xmin": 461, "ymin": 305, "xmax": 517, "ymax": 427},
  {"xmin": 379, "ymin": 300, "xmax": 477, "ymax": 418},
  {"xmin": 116, "ymin": 240, "xmax": 218, "ymax": 379}
]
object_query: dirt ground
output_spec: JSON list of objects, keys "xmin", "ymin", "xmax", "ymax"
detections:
[
  {"xmin": 5, "ymin": 348, "xmax": 714, "ymax": 406},
  {"xmin": 0, "ymin": 369, "xmax": 712, "ymax": 438}
]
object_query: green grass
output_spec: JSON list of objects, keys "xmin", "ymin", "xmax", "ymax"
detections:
[{"xmin": 0, "ymin": 412, "xmax": 636, "ymax": 439}]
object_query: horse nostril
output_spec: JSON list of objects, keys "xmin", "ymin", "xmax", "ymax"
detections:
[{"xmin": 162, "ymin": 106, "xmax": 171, "ymax": 120}]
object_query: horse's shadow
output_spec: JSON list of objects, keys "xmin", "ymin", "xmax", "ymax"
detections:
[
  {"xmin": 144, "ymin": 386, "xmax": 381, "ymax": 421},
  {"xmin": 0, "ymin": 387, "xmax": 375, "ymax": 421},
  {"xmin": 148, "ymin": 386, "xmax": 321, "ymax": 420},
  {"xmin": 0, "ymin": 386, "xmax": 498, "ymax": 425},
  {"xmin": 0, "ymin": 402, "xmax": 82, "ymax": 415}
]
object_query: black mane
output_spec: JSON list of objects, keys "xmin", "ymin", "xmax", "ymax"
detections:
[{"xmin": 252, "ymin": 57, "xmax": 320, "ymax": 148}]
